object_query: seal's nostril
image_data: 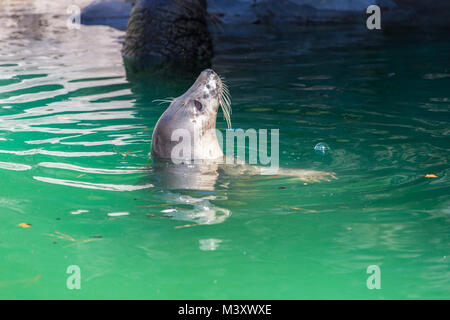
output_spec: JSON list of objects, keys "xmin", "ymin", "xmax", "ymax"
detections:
[{"xmin": 203, "ymin": 69, "xmax": 216, "ymax": 76}]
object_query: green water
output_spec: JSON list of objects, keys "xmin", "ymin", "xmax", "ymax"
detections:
[{"xmin": 1, "ymin": 4, "xmax": 449, "ymax": 300}]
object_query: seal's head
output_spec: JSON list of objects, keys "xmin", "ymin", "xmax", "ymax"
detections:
[{"xmin": 151, "ymin": 69, "xmax": 231, "ymax": 160}]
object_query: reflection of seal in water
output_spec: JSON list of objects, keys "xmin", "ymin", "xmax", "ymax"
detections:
[
  {"xmin": 122, "ymin": 0, "xmax": 213, "ymax": 68},
  {"xmin": 151, "ymin": 68, "xmax": 335, "ymax": 187}
]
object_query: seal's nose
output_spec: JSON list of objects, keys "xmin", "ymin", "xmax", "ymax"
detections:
[
  {"xmin": 199, "ymin": 69, "xmax": 220, "ymax": 86},
  {"xmin": 197, "ymin": 69, "xmax": 217, "ymax": 83},
  {"xmin": 202, "ymin": 69, "xmax": 218, "ymax": 77}
]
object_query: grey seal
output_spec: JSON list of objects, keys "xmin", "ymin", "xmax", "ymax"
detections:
[
  {"xmin": 150, "ymin": 69, "xmax": 335, "ymax": 190},
  {"xmin": 151, "ymin": 69, "xmax": 229, "ymax": 160}
]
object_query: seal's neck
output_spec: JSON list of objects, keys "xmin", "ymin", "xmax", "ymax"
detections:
[{"xmin": 191, "ymin": 128, "xmax": 224, "ymax": 160}]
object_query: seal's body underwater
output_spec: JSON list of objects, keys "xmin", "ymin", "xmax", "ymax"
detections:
[{"xmin": 151, "ymin": 69, "xmax": 334, "ymax": 187}]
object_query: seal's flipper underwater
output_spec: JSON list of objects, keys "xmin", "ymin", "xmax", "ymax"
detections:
[{"xmin": 150, "ymin": 68, "xmax": 335, "ymax": 188}]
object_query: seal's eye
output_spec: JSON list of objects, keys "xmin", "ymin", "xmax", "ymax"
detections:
[{"xmin": 194, "ymin": 100, "xmax": 203, "ymax": 111}]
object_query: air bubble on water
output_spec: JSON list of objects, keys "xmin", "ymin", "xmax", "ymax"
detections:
[{"xmin": 314, "ymin": 142, "xmax": 330, "ymax": 155}]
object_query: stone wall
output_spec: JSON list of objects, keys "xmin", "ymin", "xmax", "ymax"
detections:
[{"xmin": 80, "ymin": 0, "xmax": 450, "ymax": 29}]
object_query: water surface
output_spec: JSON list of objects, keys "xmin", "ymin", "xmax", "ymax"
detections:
[{"xmin": 0, "ymin": 2, "xmax": 449, "ymax": 299}]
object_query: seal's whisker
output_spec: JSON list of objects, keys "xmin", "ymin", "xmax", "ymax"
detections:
[
  {"xmin": 219, "ymin": 79, "xmax": 232, "ymax": 129},
  {"xmin": 223, "ymin": 89, "xmax": 231, "ymax": 101},
  {"xmin": 153, "ymin": 97, "xmax": 176, "ymax": 105},
  {"xmin": 222, "ymin": 89, "xmax": 231, "ymax": 106},
  {"xmin": 222, "ymin": 84, "xmax": 230, "ymax": 95},
  {"xmin": 222, "ymin": 85, "xmax": 230, "ymax": 97},
  {"xmin": 222, "ymin": 95, "xmax": 231, "ymax": 110},
  {"xmin": 156, "ymin": 101, "xmax": 172, "ymax": 105}
]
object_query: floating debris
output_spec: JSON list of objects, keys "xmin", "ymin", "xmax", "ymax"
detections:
[
  {"xmin": 0, "ymin": 274, "xmax": 41, "ymax": 288},
  {"xmin": 18, "ymin": 223, "xmax": 31, "ymax": 228},
  {"xmin": 279, "ymin": 205, "xmax": 319, "ymax": 213},
  {"xmin": 45, "ymin": 231, "xmax": 103, "ymax": 248},
  {"xmin": 174, "ymin": 224, "xmax": 198, "ymax": 229},
  {"xmin": 120, "ymin": 150, "xmax": 144, "ymax": 159},
  {"xmin": 45, "ymin": 231, "xmax": 76, "ymax": 242},
  {"xmin": 63, "ymin": 238, "xmax": 103, "ymax": 247}
]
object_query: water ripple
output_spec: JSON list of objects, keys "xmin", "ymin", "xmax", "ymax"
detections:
[
  {"xmin": 38, "ymin": 162, "xmax": 149, "ymax": 174},
  {"xmin": 0, "ymin": 149, "xmax": 115, "ymax": 157},
  {"xmin": 33, "ymin": 176, "xmax": 154, "ymax": 191},
  {"xmin": 0, "ymin": 161, "xmax": 31, "ymax": 171}
]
